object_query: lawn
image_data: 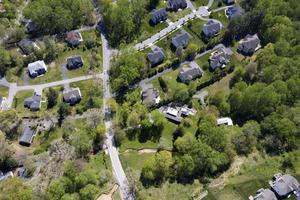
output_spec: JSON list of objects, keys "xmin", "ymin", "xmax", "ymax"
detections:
[
  {"xmin": 210, "ymin": 10, "xmax": 229, "ymax": 26},
  {"xmin": 209, "ymin": 0, "xmax": 226, "ymax": 11},
  {"xmin": 28, "ymin": 63, "xmax": 63, "ymax": 85},
  {"xmin": 191, "ymin": 0, "xmax": 209, "ymax": 7},
  {"xmin": 168, "ymin": 8, "xmax": 192, "ymax": 22},
  {"xmin": 0, "ymin": 86, "xmax": 9, "ymax": 97},
  {"xmin": 12, "ymin": 90, "xmax": 35, "ymax": 115}
]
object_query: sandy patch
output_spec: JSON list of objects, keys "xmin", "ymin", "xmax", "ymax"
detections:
[{"xmin": 97, "ymin": 184, "xmax": 119, "ymax": 200}]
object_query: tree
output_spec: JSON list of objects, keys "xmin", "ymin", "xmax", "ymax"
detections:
[
  {"xmin": 0, "ymin": 178, "xmax": 33, "ymax": 200},
  {"xmin": 75, "ymin": 170, "xmax": 98, "ymax": 190},
  {"xmin": 79, "ymin": 184, "xmax": 100, "ymax": 200},
  {"xmin": 185, "ymin": 42, "xmax": 198, "ymax": 60},
  {"xmin": 71, "ymin": 131, "xmax": 91, "ymax": 158},
  {"xmin": 47, "ymin": 178, "xmax": 66, "ymax": 200},
  {"xmin": 46, "ymin": 87, "xmax": 58, "ymax": 108},
  {"xmin": 58, "ymin": 103, "xmax": 71, "ymax": 124}
]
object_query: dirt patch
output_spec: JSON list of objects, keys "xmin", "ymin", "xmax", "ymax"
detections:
[
  {"xmin": 138, "ymin": 148, "xmax": 157, "ymax": 154},
  {"xmin": 97, "ymin": 184, "xmax": 119, "ymax": 200}
]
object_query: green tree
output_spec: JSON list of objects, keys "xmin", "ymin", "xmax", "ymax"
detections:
[
  {"xmin": 79, "ymin": 184, "xmax": 100, "ymax": 200},
  {"xmin": 46, "ymin": 87, "xmax": 58, "ymax": 109}
]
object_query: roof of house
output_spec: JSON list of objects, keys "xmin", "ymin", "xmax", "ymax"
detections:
[
  {"xmin": 209, "ymin": 47, "xmax": 232, "ymax": 70},
  {"xmin": 171, "ymin": 30, "xmax": 190, "ymax": 49},
  {"xmin": 203, "ymin": 20, "xmax": 223, "ymax": 37},
  {"xmin": 272, "ymin": 174, "xmax": 300, "ymax": 197},
  {"xmin": 142, "ymin": 88, "xmax": 160, "ymax": 107},
  {"xmin": 19, "ymin": 126, "xmax": 36, "ymax": 145},
  {"xmin": 28, "ymin": 60, "xmax": 47, "ymax": 76},
  {"xmin": 217, "ymin": 117, "xmax": 233, "ymax": 125},
  {"xmin": 178, "ymin": 62, "xmax": 202, "ymax": 83},
  {"xmin": 65, "ymin": 32, "xmax": 82, "ymax": 46},
  {"xmin": 226, "ymin": 5, "xmax": 244, "ymax": 19},
  {"xmin": 67, "ymin": 56, "xmax": 83, "ymax": 69},
  {"xmin": 147, "ymin": 48, "xmax": 165, "ymax": 66},
  {"xmin": 238, "ymin": 34, "xmax": 260, "ymax": 54},
  {"xmin": 17, "ymin": 39, "xmax": 35, "ymax": 55},
  {"xmin": 24, "ymin": 94, "xmax": 41, "ymax": 111},
  {"xmin": 223, "ymin": 0, "xmax": 235, "ymax": 4},
  {"xmin": 167, "ymin": 0, "xmax": 187, "ymax": 10},
  {"xmin": 63, "ymin": 88, "xmax": 82, "ymax": 103},
  {"xmin": 253, "ymin": 188, "xmax": 278, "ymax": 200},
  {"xmin": 150, "ymin": 8, "xmax": 168, "ymax": 24}
]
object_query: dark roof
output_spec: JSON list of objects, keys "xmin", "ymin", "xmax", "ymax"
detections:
[
  {"xmin": 223, "ymin": 0, "xmax": 235, "ymax": 4},
  {"xmin": 65, "ymin": 32, "xmax": 81, "ymax": 46},
  {"xmin": 18, "ymin": 39, "xmax": 35, "ymax": 55},
  {"xmin": 167, "ymin": 0, "xmax": 187, "ymax": 11},
  {"xmin": 24, "ymin": 94, "xmax": 41, "ymax": 111},
  {"xmin": 19, "ymin": 126, "xmax": 36, "ymax": 146},
  {"xmin": 66, "ymin": 56, "xmax": 83, "ymax": 70},
  {"xmin": 209, "ymin": 47, "xmax": 232, "ymax": 70},
  {"xmin": 226, "ymin": 5, "xmax": 244, "ymax": 19},
  {"xmin": 150, "ymin": 9, "xmax": 168, "ymax": 25},
  {"xmin": 63, "ymin": 88, "xmax": 82, "ymax": 105},
  {"xmin": 253, "ymin": 188, "xmax": 278, "ymax": 200},
  {"xmin": 238, "ymin": 34, "xmax": 260, "ymax": 55},
  {"xmin": 26, "ymin": 21, "xmax": 37, "ymax": 34},
  {"xmin": 178, "ymin": 62, "xmax": 202, "ymax": 83},
  {"xmin": 147, "ymin": 48, "xmax": 165, "ymax": 67},
  {"xmin": 271, "ymin": 174, "xmax": 300, "ymax": 197},
  {"xmin": 171, "ymin": 30, "xmax": 190, "ymax": 49},
  {"xmin": 0, "ymin": 96, "xmax": 2, "ymax": 105},
  {"xmin": 203, "ymin": 20, "xmax": 223, "ymax": 38}
]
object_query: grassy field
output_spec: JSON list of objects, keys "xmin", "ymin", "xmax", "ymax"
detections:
[
  {"xmin": 28, "ymin": 63, "xmax": 63, "ymax": 85},
  {"xmin": 168, "ymin": 8, "xmax": 192, "ymax": 22},
  {"xmin": 210, "ymin": 10, "xmax": 229, "ymax": 26},
  {"xmin": 210, "ymin": 0, "xmax": 226, "ymax": 11},
  {"xmin": 0, "ymin": 86, "xmax": 9, "ymax": 97},
  {"xmin": 192, "ymin": 0, "xmax": 209, "ymax": 7},
  {"xmin": 12, "ymin": 90, "xmax": 35, "ymax": 114}
]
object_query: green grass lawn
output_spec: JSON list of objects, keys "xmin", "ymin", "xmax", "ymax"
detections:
[
  {"xmin": 0, "ymin": 86, "xmax": 9, "ymax": 97},
  {"xmin": 5, "ymin": 67, "xmax": 25, "ymax": 86},
  {"xmin": 28, "ymin": 63, "xmax": 63, "ymax": 85},
  {"xmin": 191, "ymin": 0, "xmax": 209, "ymax": 7},
  {"xmin": 210, "ymin": 10, "xmax": 229, "ymax": 26},
  {"xmin": 12, "ymin": 90, "xmax": 35, "ymax": 114},
  {"xmin": 210, "ymin": 0, "xmax": 225, "ymax": 11},
  {"xmin": 168, "ymin": 8, "xmax": 192, "ymax": 22}
]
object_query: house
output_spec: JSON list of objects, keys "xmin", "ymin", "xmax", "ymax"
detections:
[
  {"xmin": 209, "ymin": 47, "xmax": 232, "ymax": 70},
  {"xmin": 223, "ymin": 0, "xmax": 235, "ymax": 5},
  {"xmin": 226, "ymin": 5, "xmax": 244, "ymax": 19},
  {"xmin": 150, "ymin": 8, "xmax": 168, "ymax": 25},
  {"xmin": 25, "ymin": 20, "xmax": 37, "ymax": 34},
  {"xmin": 238, "ymin": 34, "xmax": 261, "ymax": 55},
  {"xmin": 271, "ymin": 173, "xmax": 300, "ymax": 199},
  {"xmin": 217, "ymin": 117, "xmax": 233, "ymax": 126},
  {"xmin": 142, "ymin": 87, "xmax": 160, "ymax": 107},
  {"xmin": 28, "ymin": 60, "xmax": 47, "ymax": 78},
  {"xmin": 250, "ymin": 188, "xmax": 278, "ymax": 200},
  {"xmin": 147, "ymin": 48, "xmax": 165, "ymax": 67},
  {"xmin": 167, "ymin": 0, "xmax": 187, "ymax": 11},
  {"xmin": 178, "ymin": 62, "xmax": 203, "ymax": 83},
  {"xmin": 63, "ymin": 88, "xmax": 82, "ymax": 105},
  {"xmin": 19, "ymin": 126, "xmax": 36, "ymax": 146},
  {"xmin": 159, "ymin": 103, "xmax": 196, "ymax": 123},
  {"xmin": 171, "ymin": 30, "xmax": 190, "ymax": 50},
  {"xmin": 65, "ymin": 31, "xmax": 82, "ymax": 47},
  {"xmin": 202, "ymin": 20, "xmax": 223, "ymax": 38},
  {"xmin": 24, "ymin": 93, "xmax": 41, "ymax": 111},
  {"xmin": 66, "ymin": 56, "xmax": 84, "ymax": 70},
  {"xmin": 17, "ymin": 39, "xmax": 38, "ymax": 55},
  {"xmin": 0, "ymin": 171, "xmax": 13, "ymax": 182}
]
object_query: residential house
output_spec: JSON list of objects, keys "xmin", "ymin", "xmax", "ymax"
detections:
[
  {"xmin": 238, "ymin": 34, "xmax": 261, "ymax": 55},
  {"xmin": 0, "ymin": 171, "xmax": 13, "ymax": 182},
  {"xmin": 19, "ymin": 126, "xmax": 36, "ymax": 146},
  {"xmin": 147, "ymin": 48, "xmax": 165, "ymax": 67},
  {"xmin": 159, "ymin": 103, "xmax": 196, "ymax": 123},
  {"xmin": 63, "ymin": 88, "xmax": 82, "ymax": 105},
  {"xmin": 209, "ymin": 47, "xmax": 232, "ymax": 70},
  {"xmin": 25, "ymin": 20, "xmax": 37, "ymax": 34},
  {"xmin": 66, "ymin": 56, "xmax": 84, "ymax": 70},
  {"xmin": 150, "ymin": 8, "xmax": 168, "ymax": 25},
  {"xmin": 142, "ymin": 87, "xmax": 160, "ymax": 107},
  {"xmin": 28, "ymin": 60, "xmax": 47, "ymax": 78},
  {"xmin": 17, "ymin": 39, "xmax": 38, "ymax": 55},
  {"xmin": 217, "ymin": 117, "xmax": 233, "ymax": 126},
  {"xmin": 250, "ymin": 188, "xmax": 278, "ymax": 200},
  {"xmin": 226, "ymin": 5, "xmax": 244, "ymax": 19},
  {"xmin": 202, "ymin": 20, "xmax": 223, "ymax": 38},
  {"xmin": 24, "ymin": 93, "xmax": 41, "ymax": 111},
  {"xmin": 65, "ymin": 31, "xmax": 82, "ymax": 47},
  {"xmin": 271, "ymin": 173, "xmax": 300, "ymax": 199},
  {"xmin": 167, "ymin": 0, "xmax": 187, "ymax": 11},
  {"xmin": 178, "ymin": 62, "xmax": 203, "ymax": 83},
  {"xmin": 223, "ymin": 0, "xmax": 235, "ymax": 5},
  {"xmin": 171, "ymin": 30, "xmax": 191, "ymax": 50}
]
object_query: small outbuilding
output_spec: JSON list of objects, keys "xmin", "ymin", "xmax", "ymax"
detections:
[
  {"xmin": 28, "ymin": 60, "xmax": 47, "ymax": 78},
  {"xmin": 238, "ymin": 34, "xmax": 261, "ymax": 55},
  {"xmin": 171, "ymin": 30, "xmax": 190, "ymax": 50},
  {"xmin": 178, "ymin": 62, "xmax": 203, "ymax": 83},
  {"xmin": 150, "ymin": 8, "xmax": 168, "ymax": 25},
  {"xmin": 202, "ymin": 20, "xmax": 223, "ymax": 38},
  {"xmin": 24, "ymin": 93, "xmax": 41, "ymax": 111},
  {"xmin": 65, "ymin": 31, "xmax": 82, "ymax": 47},
  {"xmin": 66, "ymin": 56, "xmax": 84, "ymax": 70},
  {"xmin": 63, "ymin": 88, "xmax": 82, "ymax": 105},
  {"xmin": 147, "ymin": 48, "xmax": 165, "ymax": 67},
  {"xmin": 167, "ymin": 0, "xmax": 187, "ymax": 11},
  {"xmin": 19, "ymin": 126, "xmax": 36, "ymax": 146}
]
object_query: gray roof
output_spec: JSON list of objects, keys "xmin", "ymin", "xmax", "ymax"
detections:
[
  {"xmin": 19, "ymin": 126, "xmax": 36, "ymax": 146},
  {"xmin": 63, "ymin": 88, "xmax": 82, "ymax": 104},
  {"xmin": 238, "ymin": 34, "xmax": 260, "ymax": 54},
  {"xmin": 65, "ymin": 31, "xmax": 81, "ymax": 46},
  {"xmin": 223, "ymin": 0, "xmax": 235, "ymax": 4},
  {"xmin": 147, "ymin": 48, "xmax": 165, "ymax": 67},
  {"xmin": 203, "ymin": 20, "xmax": 223, "ymax": 37},
  {"xmin": 167, "ymin": 0, "xmax": 187, "ymax": 11},
  {"xmin": 226, "ymin": 5, "xmax": 244, "ymax": 19},
  {"xmin": 24, "ymin": 94, "xmax": 41, "ymax": 111},
  {"xmin": 0, "ymin": 96, "xmax": 2, "ymax": 105},
  {"xmin": 66, "ymin": 56, "xmax": 83, "ymax": 70},
  {"xmin": 17, "ymin": 39, "xmax": 35, "ymax": 55},
  {"xmin": 171, "ymin": 30, "xmax": 190, "ymax": 49},
  {"xmin": 28, "ymin": 60, "xmax": 47, "ymax": 77},
  {"xmin": 150, "ymin": 9, "xmax": 168, "ymax": 25},
  {"xmin": 254, "ymin": 188, "xmax": 278, "ymax": 200},
  {"xmin": 209, "ymin": 47, "xmax": 232, "ymax": 70},
  {"xmin": 178, "ymin": 62, "xmax": 202, "ymax": 83},
  {"xmin": 272, "ymin": 174, "xmax": 300, "ymax": 197},
  {"xmin": 142, "ymin": 88, "xmax": 160, "ymax": 107}
]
